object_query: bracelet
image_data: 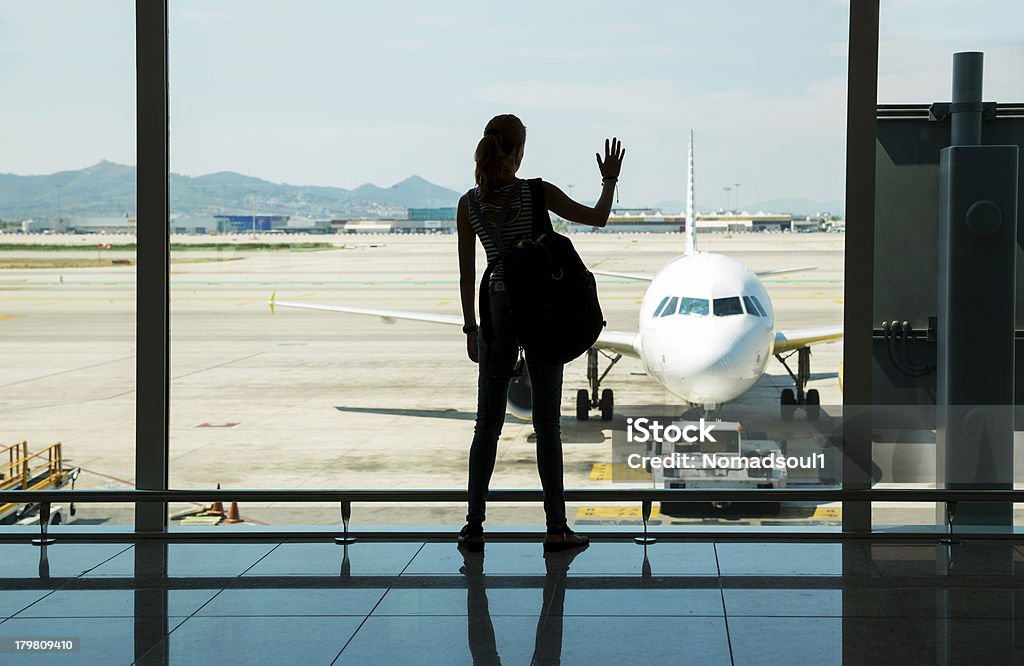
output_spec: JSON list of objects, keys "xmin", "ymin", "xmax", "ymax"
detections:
[
  {"xmin": 602, "ymin": 177, "xmax": 618, "ymax": 183},
  {"xmin": 462, "ymin": 324, "xmax": 478, "ymax": 334}
]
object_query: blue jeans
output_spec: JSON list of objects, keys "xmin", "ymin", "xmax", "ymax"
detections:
[{"xmin": 467, "ymin": 288, "xmax": 567, "ymax": 529}]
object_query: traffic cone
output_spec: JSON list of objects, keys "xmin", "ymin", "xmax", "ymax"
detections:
[
  {"xmin": 210, "ymin": 483, "xmax": 225, "ymax": 516},
  {"xmin": 225, "ymin": 501, "xmax": 244, "ymax": 524}
]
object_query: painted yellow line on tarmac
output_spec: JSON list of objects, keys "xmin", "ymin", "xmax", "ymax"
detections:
[
  {"xmin": 576, "ymin": 506, "xmax": 661, "ymax": 519},
  {"xmin": 0, "ymin": 314, "xmax": 17, "ymax": 319},
  {"xmin": 589, "ymin": 463, "xmax": 651, "ymax": 481}
]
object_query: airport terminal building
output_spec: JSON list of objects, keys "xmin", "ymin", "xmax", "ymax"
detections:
[{"xmin": 2, "ymin": 3, "xmax": 1023, "ymax": 665}]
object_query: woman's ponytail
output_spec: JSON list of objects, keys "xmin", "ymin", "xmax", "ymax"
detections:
[{"xmin": 474, "ymin": 114, "xmax": 526, "ymax": 197}]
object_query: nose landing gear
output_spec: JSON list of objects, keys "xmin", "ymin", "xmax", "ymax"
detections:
[
  {"xmin": 576, "ymin": 348, "xmax": 621, "ymax": 421},
  {"xmin": 775, "ymin": 346, "xmax": 820, "ymax": 421}
]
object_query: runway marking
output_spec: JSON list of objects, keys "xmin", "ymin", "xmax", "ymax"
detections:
[
  {"xmin": 589, "ymin": 463, "xmax": 651, "ymax": 481},
  {"xmin": 761, "ymin": 279, "xmax": 843, "ymax": 284},
  {"xmin": 77, "ymin": 465, "xmax": 135, "ymax": 486},
  {"xmin": 0, "ymin": 314, "xmax": 17, "ymax": 319},
  {"xmin": 0, "ymin": 354, "xmax": 135, "ymax": 389},
  {"xmin": 172, "ymin": 352, "xmax": 265, "ymax": 381},
  {"xmin": 576, "ymin": 506, "xmax": 661, "ymax": 519}
]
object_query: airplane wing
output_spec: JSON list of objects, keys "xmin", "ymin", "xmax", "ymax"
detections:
[
  {"xmin": 595, "ymin": 266, "xmax": 816, "ymax": 280},
  {"xmin": 270, "ymin": 293, "xmax": 642, "ymax": 358},
  {"xmin": 773, "ymin": 325, "xmax": 843, "ymax": 354},
  {"xmin": 269, "ymin": 294, "xmax": 463, "ymax": 326},
  {"xmin": 755, "ymin": 265, "xmax": 817, "ymax": 277},
  {"xmin": 591, "ymin": 269, "xmax": 654, "ymax": 281},
  {"xmin": 593, "ymin": 330, "xmax": 641, "ymax": 358}
]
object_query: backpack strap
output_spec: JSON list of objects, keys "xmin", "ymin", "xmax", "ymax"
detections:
[{"xmin": 526, "ymin": 178, "xmax": 554, "ymax": 237}]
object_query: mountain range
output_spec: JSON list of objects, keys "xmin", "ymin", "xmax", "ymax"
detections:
[
  {"xmin": 0, "ymin": 161, "xmax": 844, "ymax": 220},
  {"xmin": 0, "ymin": 161, "xmax": 464, "ymax": 220}
]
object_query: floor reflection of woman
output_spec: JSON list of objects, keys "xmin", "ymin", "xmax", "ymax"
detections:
[{"xmin": 461, "ymin": 547, "xmax": 584, "ymax": 665}]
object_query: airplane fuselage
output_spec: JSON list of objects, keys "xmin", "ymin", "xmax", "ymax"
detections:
[{"xmin": 637, "ymin": 252, "xmax": 775, "ymax": 409}]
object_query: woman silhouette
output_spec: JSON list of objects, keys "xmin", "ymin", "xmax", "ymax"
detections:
[{"xmin": 456, "ymin": 113, "xmax": 624, "ymax": 552}]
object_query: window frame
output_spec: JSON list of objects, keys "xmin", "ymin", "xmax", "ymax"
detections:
[{"xmin": 126, "ymin": 0, "xmax": 884, "ymax": 535}]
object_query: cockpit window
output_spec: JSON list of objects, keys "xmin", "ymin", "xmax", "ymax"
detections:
[
  {"xmin": 677, "ymin": 297, "xmax": 709, "ymax": 316},
  {"xmin": 660, "ymin": 296, "xmax": 679, "ymax": 317},
  {"xmin": 747, "ymin": 295, "xmax": 768, "ymax": 317},
  {"xmin": 742, "ymin": 295, "xmax": 764, "ymax": 317},
  {"xmin": 713, "ymin": 296, "xmax": 743, "ymax": 316},
  {"xmin": 652, "ymin": 296, "xmax": 671, "ymax": 318}
]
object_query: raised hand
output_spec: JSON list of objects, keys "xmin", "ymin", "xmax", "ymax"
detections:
[{"xmin": 596, "ymin": 137, "xmax": 625, "ymax": 180}]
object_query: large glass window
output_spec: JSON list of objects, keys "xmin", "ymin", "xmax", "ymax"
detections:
[
  {"xmin": 0, "ymin": 1, "xmax": 137, "ymax": 527},
  {"xmin": 162, "ymin": 0, "xmax": 849, "ymax": 531}
]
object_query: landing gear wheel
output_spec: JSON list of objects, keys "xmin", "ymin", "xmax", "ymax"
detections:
[
  {"xmin": 599, "ymin": 389, "xmax": 614, "ymax": 421},
  {"xmin": 576, "ymin": 389, "xmax": 590, "ymax": 421},
  {"xmin": 780, "ymin": 388, "xmax": 795, "ymax": 421},
  {"xmin": 805, "ymin": 388, "xmax": 820, "ymax": 421},
  {"xmin": 585, "ymin": 348, "xmax": 621, "ymax": 423}
]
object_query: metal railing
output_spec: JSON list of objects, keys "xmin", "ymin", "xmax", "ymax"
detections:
[
  {"xmin": 1, "ymin": 488, "xmax": 1023, "ymax": 503},
  {"xmin": 0, "ymin": 442, "xmax": 65, "ymax": 491},
  {"xmin": 1, "ymin": 443, "xmax": 67, "ymax": 520},
  {"xmin": 1, "ymin": 487, "xmax": 1022, "ymax": 544}
]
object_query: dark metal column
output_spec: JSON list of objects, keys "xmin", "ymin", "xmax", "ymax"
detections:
[
  {"xmin": 135, "ymin": 0, "xmax": 170, "ymax": 532},
  {"xmin": 134, "ymin": 543, "xmax": 169, "ymax": 663},
  {"xmin": 842, "ymin": 0, "xmax": 879, "ymax": 533},
  {"xmin": 937, "ymin": 52, "xmax": 1018, "ymax": 527}
]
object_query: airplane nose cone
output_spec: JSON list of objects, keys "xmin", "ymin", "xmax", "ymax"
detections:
[
  {"xmin": 671, "ymin": 330, "xmax": 744, "ymax": 378},
  {"xmin": 658, "ymin": 324, "xmax": 767, "ymax": 404}
]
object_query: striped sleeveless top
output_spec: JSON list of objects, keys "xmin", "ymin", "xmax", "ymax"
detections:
[{"xmin": 467, "ymin": 179, "xmax": 534, "ymax": 281}]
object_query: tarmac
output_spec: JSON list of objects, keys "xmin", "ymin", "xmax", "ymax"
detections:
[{"xmin": 0, "ymin": 230, "xmax": 892, "ymax": 530}]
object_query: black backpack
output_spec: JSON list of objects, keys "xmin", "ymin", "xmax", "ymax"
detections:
[{"xmin": 470, "ymin": 178, "xmax": 605, "ymax": 365}]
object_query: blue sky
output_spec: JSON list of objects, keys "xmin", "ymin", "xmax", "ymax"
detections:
[{"xmin": 1, "ymin": 1, "xmax": 1020, "ymax": 210}]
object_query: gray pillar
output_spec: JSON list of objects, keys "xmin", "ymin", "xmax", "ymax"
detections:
[
  {"xmin": 936, "ymin": 144, "xmax": 1018, "ymax": 526},
  {"xmin": 936, "ymin": 51, "xmax": 1018, "ymax": 527},
  {"xmin": 841, "ymin": 0, "xmax": 879, "ymax": 534},
  {"xmin": 950, "ymin": 52, "xmax": 983, "ymax": 146},
  {"xmin": 135, "ymin": 0, "xmax": 170, "ymax": 532}
]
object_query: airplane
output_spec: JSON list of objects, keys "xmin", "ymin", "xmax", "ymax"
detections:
[{"xmin": 269, "ymin": 131, "xmax": 842, "ymax": 422}]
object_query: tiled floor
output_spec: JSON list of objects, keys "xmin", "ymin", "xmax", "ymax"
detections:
[{"xmin": 0, "ymin": 538, "xmax": 1022, "ymax": 664}]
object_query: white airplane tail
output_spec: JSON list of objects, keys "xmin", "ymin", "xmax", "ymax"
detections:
[{"xmin": 685, "ymin": 129, "xmax": 697, "ymax": 256}]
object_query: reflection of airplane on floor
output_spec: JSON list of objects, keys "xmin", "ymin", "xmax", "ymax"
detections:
[{"xmin": 270, "ymin": 132, "xmax": 842, "ymax": 421}]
